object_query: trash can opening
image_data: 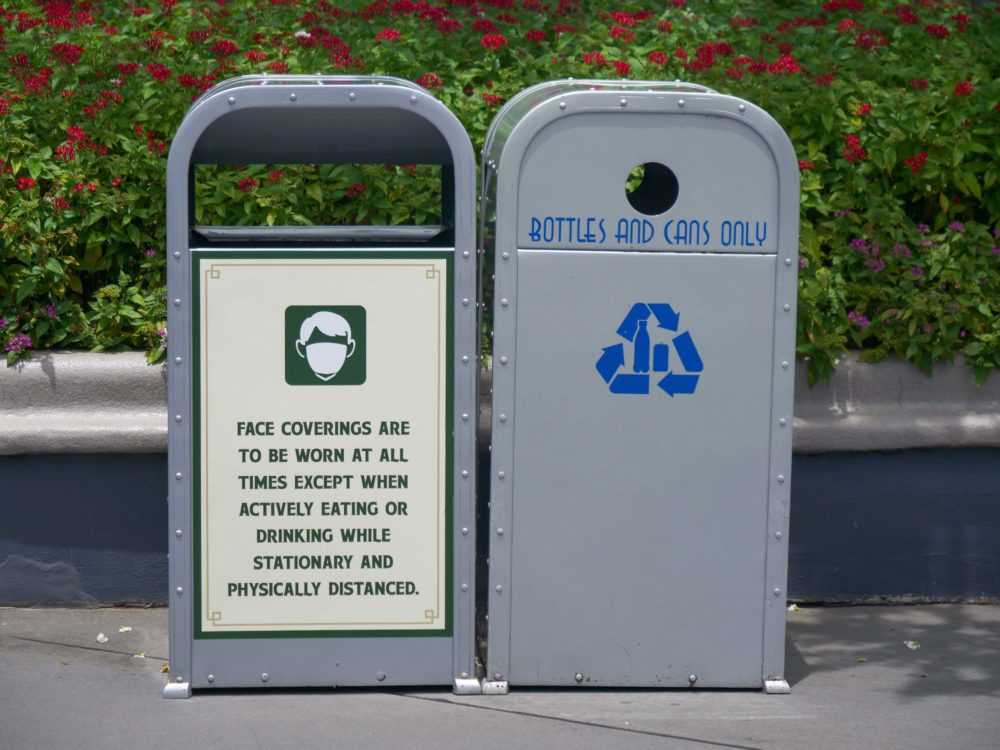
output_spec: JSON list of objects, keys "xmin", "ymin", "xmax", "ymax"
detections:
[{"xmin": 625, "ymin": 162, "xmax": 679, "ymax": 216}]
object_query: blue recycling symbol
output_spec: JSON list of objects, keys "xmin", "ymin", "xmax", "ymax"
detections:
[{"xmin": 595, "ymin": 303, "xmax": 703, "ymax": 396}]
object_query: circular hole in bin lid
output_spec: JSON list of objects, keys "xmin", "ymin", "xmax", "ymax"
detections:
[{"xmin": 625, "ymin": 162, "xmax": 679, "ymax": 216}]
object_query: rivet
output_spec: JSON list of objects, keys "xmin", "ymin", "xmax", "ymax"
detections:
[
  {"xmin": 559, "ymin": 101, "xmax": 566, "ymax": 110},
  {"xmin": 173, "ymin": 299, "xmax": 181, "ymax": 307},
  {"xmin": 501, "ymin": 252, "xmax": 510, "ymax": 260},
  {"xmin": 176, "ymin": 587, "xmax": 183, "ymax": 595},
  {"xmin": 500, "ymin": 298, "xmax": 509, "ymax": 307},
  {"xmin": 783, "ymin": 304, "xmax": 791, "ymax": 312},
  {"xmin": 777, "ymin": 475, "xmax": 786, "ymax": 483},
  {"xmin": 619, "ymin": 98, "xmax": 627, "ymax": 107},
  {"xmin": 461, "ymin": 527, "xmax": 469, "ymax": 535},
  {"xmin": 775, "ymin": 531, "xmax": 783, "ymax": 539},
  {"xmin": 462, "ymin": 250, "xmax": 470, "ymax": 258},
  {"xmin": 173, "ymin": 251, "xmax": 181, "ymax": 259},
  {"xmin": 461, "ymin": 413, "xmax": 469, "ymax": 421},
  {"xmin": 785, "ymin": 258, "xmax": 793, "ymax": 267},
  {"xmin": 495, "ymin": 585, "xmax": 503, "ymax": 593},
  {"xmin": 462, "ymin": 355, "xmax": 470, "ymax": 363},
  {"xmin": 261, "ymin": 673, "xmax": 269, "ymax": 682},
  {"xmin": 575, "ymin": 673, "xmax": 583, "ymax": 683},
  {"xmin": 499, "ymin": 414, "xmax": 507, "ymax": 422},
  {"xmin": 779, "ymin": 418, "xmax": 787, "ymax": 427},
  {"xmin": 227, "ymin": 97, "xmax": 235, "ymax": 106},
  {"xmin": 497, "ymin": 470, "xmax": 505, "ymax": 479},
  {"xmin": 496, "ymin": 528, "xmax": 504, "ymax": 536},
  {"xmin": 175, "ymin": 676, "xmax": 183, "ymax": 683},
  {"xmin": 773, "ymin": 588, "xmax": 782, "ymax": 596},
  {"xmin": 207, "ymin": 674, "xmax": 215, "ymax": 683},
  {"xmin": 781, "ymin": 361, "xmax": 789, "ymax": 369},
  {"xmin": 410, "ymin": 95, "xmax": 418, "ymax": 104},
  {"xmin": 739, "ymin": 104, "xmax": 747, "ymax": 113},
  {"xmin": 348, "ymin": 92, "xmax": 356, "ymax": 101},
  {"xmin": 289, "ymin": 93, "xmax": 297, "ymax": 102},
  {"xmin": 499, "ymin": 356, "xmax": 508, "ymax": 365},
  {"xmin": 461, "ymin": 672, "xmax": 469, "ymax": 679},
  {"xmin": 461, "ymin": 584, "xmax": 468, "ymax": 592},
  {"xmin": 678, "ymin": 99, "xmax": 686, "ymax": 108},
  {"xmin": 494, "ymin": 672, "xmax": 502, "ymax": 681},
  {"xmin": 689, "ymin": 674, "xmax": 697, "ymax": 684},
  {"xmin": 174, "ymin": 357, "xmax": 182, "ymax": 365},
  {"xmin": 462, "ymin": 298, "xmax": 470, "ymax": 306},
  {"xmin": 376, "ymin": 671, "xmax": 386, "ymax": 681},
  {"xmin": 175, "ymin": 472, "xmax": 182, "ymax": 480},
  {"xmin": 461, "ymin": 470, "xmax": 469, "ymax": 478},
  {"xmin": 175, "ymin": 529, "xmax": 183, "ymax": 538},
  {"xmin": 174, "ymin": 415, "xmax": 182, "ymax": 422}
]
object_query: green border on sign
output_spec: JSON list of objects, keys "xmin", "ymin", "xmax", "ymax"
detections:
[{"xmin": 191, "ymin": 249, "xmax": 454, "ymax": 640}]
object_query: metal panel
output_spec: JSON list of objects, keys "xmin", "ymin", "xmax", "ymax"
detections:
[
  {"xmin": 484, "ymin": 80, "xmax": 798, "ymax": 690},
  {"xmin": 166, "ymin": 76, "xmax": 478, "ymax": 695}
]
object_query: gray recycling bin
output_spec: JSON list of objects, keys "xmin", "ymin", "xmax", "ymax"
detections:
[
  {"xmin": 482, "ymin": 80, "xmax": 799, "ymax": 693},
  {"xmin": 164, "ymin": 76, "xmax": 478, "ymax": 696}
]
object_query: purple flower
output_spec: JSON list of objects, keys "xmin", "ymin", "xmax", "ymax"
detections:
[
  {"xmin": 948, "ymin": 221, "xmax": 965, "ymax": 233},
  {"xmin": 5, "ymin": 333, "xmax": 32, "ymax": 354},
  {"xmin": 959, "ymin": 330, "xmax": 967, "ymax": 338},
  {"xmin": 893, "ymin": 243, "xmax": 911, "ymax": 258},
  {"xmin": 157, "ymin": 327, "xmax": 168, "ymax": 350},
  {"xmin": 798, "ymin": 258, "xmax": 809, "ymax": 270},
  {"xmin": 0, "ymin": 317, "xmax": 7, "ymax": 331},
  {"xmin": 849, "ymin": 238, "xmax": 870, "ymax": 253},
  {"xmin": 834, "ymin": 209, "xmax": 855, "ymax": 218},
  {"xmin": 917, "ymin": 223, "xmax": 930, "ymax": 234},
  {"xmin": 923, "ymin": 324, "xmax": 933, "ymax": 334},
  {"xmin": 145, "ymin": 248, "xmax": 157, "ymax": 257},
  {"xmin": 44, "ymin": 305, "xmax": 58, "ymax": 319},
  {"xmin": 993, "ymin": 229, "xmax": 1000, "ymax": 237},
  {"xmin": 992, "ymin": 246, "xmax": 1000, "ymax": 256},
  {"xmin": 847, "ymin": 310, "xmax": 869, "ymax": 329},
  {"xmin": 864, "ymin": 258, "xmax": 885, "ymax": 273},
  {"xmin": 911, "ymin": 265, "xmax": 925, "ymax": 277}
]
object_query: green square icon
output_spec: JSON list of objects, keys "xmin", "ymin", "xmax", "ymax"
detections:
[{"xmin": 285, "ymin": 306, "xmax": 366, "ymax": 386}]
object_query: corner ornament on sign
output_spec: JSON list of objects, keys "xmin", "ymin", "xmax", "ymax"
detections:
[{"xmin": 595, "ymin": 303, "xmax": 703, "ymax": 397}]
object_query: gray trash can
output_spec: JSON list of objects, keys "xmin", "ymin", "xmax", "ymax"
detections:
[
  {"xmin": 481, "ymin": 80, "xmax": 799, "ymax": 693},
  {"xmin": 164, "ymin": 75, "xmax": 479, "ymax": 696}
]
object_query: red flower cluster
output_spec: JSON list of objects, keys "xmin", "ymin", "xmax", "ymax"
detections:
[
  {"xmin": 609, "ymin": 25, "xmax": 635, "ymax": 43},
  {"xmin": 211, "ymin": 40, "xmax": 239, "ymax": 57},
  {"xmin": 657, "ymin": 20, "xmax": 672, "ymax": 32},
  {"xmin": 954, "ymin": 81, "xmax": 973, "ymax": 97},
  {"xmin": 610, "ymin": 11, "xmax": 636, "ymax": 27},
  {"xmin": 51, "ymin": 43, "xmax": 84, "ymax": 66},
  {"xmin": 525, "ymin": 29, "xmax": 545, "ymax": 43},
  {"xmin": 582, "ymin": 51, "xmax": 606, "ymax": 67},
  {"xmin": 146, "ymin": 63, "xmax": 172, "ymax": 83},
  {"xmin": 909, "ymin": 78, "xmax": 928, "ymax": 90},
  {"xmin": 346, "ymin": 182, "xmax": 366, "ymax": 199},
  {"xmin": 481, "ymin": 92, "xmax": 503, "ymax": 107},
  {"xmin": 17, "ymin": 177, "xmax": 36, "ymax": 190},
  {"xmin": 823, "ymin": 0, "xmax": 865, "ymax": 11},
  {"xmin": 647, "ymin": 51, "xmax": 668, "ymax": 66},
  {"xmin": 244, "ymin": 49, "xmax": 268, "ymax": 63},
  {"xmin": 375, "ymin": 28, "xmax": 402, "ymax": 41},
  {"xmin": 416, "ymin": 72, "xmax": 443, "ymax": 89},
  {"xmin": 480, "ymin": 34, "xmax": 508, "ymax": 50},
  {"xmin": 798, "ymin": 160, "xmax": 815, "ymax": 170},
  {"xmin": 903, "ymin": 151, "xmax": 927, "ymax": 174},
  {"xmin": 613, "ymin": 60, "xmax": 631, "ymax": 76},
  {"xmin": 893, "ymin": 5, "xmax": 919, "ymax": 24},
  {"xmin": 924, "ymin": 23, "xmax": 949, "ymax": 38},
  {"xmin": 237, "ymin": 177, "xmax": 259, "ymax": 193},
  {"xmin": 472, "ymin": 19, "xmax": 498, "ymax": 34},
  {"xmin": 854, "ymin": 102, "xmax": 872, "ymax": 116},
  {"xmin": 730, "ymin": 17, "xmax": 759, "ymax": 28},
  {"xmin": 841, "ymin": 134, "xmax": 867, "ymax": 163}
]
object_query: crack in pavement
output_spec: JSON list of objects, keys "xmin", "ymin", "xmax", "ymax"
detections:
[
  {"xmin": 395, "ymin": 693, "xmax": 763, "ymax": 750},
  {"xmin": 5, "ymin": 634, "xmax": 167, "ymax": 662}
]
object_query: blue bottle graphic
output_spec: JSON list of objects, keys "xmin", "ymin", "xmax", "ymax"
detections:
[{"xmin": 633, "ymin": 319, "xmax": 650, "ymax": 373}]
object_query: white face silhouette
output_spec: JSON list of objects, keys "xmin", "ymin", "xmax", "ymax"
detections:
[{"xmin": 295, "ymin": 311, "xmax": 356, "ymax": 381}]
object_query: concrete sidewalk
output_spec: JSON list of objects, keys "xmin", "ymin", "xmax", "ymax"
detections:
[{"xmin": 1, "ymin": 604, "xmax": 998, "ymax": 750}]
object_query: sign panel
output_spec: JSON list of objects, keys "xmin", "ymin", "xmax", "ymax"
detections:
[{"xmin": 193, "ymin": 251, "xmax": 451, "ymax": 637}]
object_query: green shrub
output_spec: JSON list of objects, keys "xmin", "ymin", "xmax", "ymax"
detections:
[{"xmin": 1, "ymin": 1, "xmax": 997, "ymax": 381}]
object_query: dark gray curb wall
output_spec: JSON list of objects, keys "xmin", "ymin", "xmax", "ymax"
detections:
[{"xmin": 1, "ymin": 352, "xmax": 998, "ymax": 603}]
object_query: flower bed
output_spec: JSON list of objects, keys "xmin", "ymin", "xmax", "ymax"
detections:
[{"xmin": 0, "ymin": 1, "xmax": 997, "ymax": 383}]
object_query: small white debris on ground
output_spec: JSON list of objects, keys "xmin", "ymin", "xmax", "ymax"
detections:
[
  {"xmin": 903, "ymin": 640, "xmax": 921, "ymax": 650},
  {"xmin": 95, "ymin": 633, "xmax": 109, "ymax": 644},
  {"xmin": 118, "ymin": 626, "xmax": 132, "ymax": 633}
]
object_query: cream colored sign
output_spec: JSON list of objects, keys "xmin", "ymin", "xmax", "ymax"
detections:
[{"xmin": 197, "ymin": 255, "xmax": 448, "ymax": 633}]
